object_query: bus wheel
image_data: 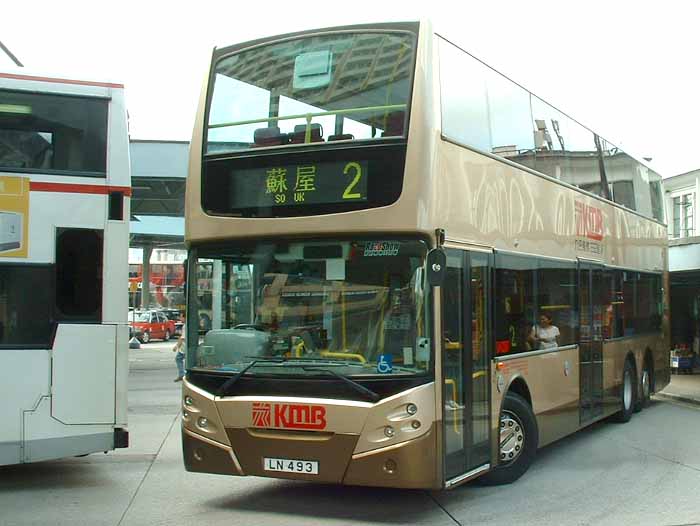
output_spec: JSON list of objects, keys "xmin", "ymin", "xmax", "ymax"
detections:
[
  {"xmin": 614, "ymin": 359, "xmax": 635, "ymax": 422},
  {"xmin": 477, "ymin": 392, "xmax": 538, "ymax": 486},
  {"xmin": 640, "ymin": 360, "xmax": 652, "ymax": 409}
]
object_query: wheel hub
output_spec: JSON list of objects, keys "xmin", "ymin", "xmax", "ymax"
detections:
[
  {"xmin": 623, "ymin": 368, "xmax": 632, "ymax": 409},
  {"xmin": 499, "ymin": 410, "xmax": 524, "ymax": 464},
  {"xmin": 642, "ymin": 368, "xmax": 650, "ymax": 399}
]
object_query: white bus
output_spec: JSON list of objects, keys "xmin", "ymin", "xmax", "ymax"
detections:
[{"xmin": 0, "ymin": 71, "xmax": 130, "ymax": 465}]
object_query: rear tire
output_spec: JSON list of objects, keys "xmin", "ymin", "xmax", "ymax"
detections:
[
  {"xmin": 141, "ymin": 331, "xmax": 150, "ymax": 344},
  {"xmin": 614, "ymin": 359, "xmax": 635, "ymax": 423},
  {"xmin": 640, "ymin": 360, "xmax": 652, "ymax": 408},
  {"xmin": 477, "ymin": 392, "xmax": 538, "ymax": 486}
]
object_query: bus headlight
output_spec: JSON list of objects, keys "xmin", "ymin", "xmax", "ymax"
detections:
[
  {"xmin": 384, "ymin": 425, "xmax": 395, "ymax": 438},
  {"xmin": 197, "ymin": 417, "xmax": 209, "ymax": 430},
  {"xmin": 406, "ymin": 403, "xmax": 418, "ymax": 416}
]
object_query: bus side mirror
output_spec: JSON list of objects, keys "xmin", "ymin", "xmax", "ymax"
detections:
[{"xmin": 426, "ymin": 248, "xmax": 446, "ymax": 287}]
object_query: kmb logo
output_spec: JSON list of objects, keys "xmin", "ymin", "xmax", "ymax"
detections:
[
  {"xmin": 575, "ymin": 201, "xmax": 604, "ymax": 241},
  {"xmin": 251, "ymin": 402, "xmax": 327, "ymax": 430}
]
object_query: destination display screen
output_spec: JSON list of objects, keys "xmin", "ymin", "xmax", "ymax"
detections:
[
  {"xmin": 202, "ymin": 144, "xmax": 406, "ymax": 217},
  {"xmin": 229, "ymin": 160, "xmax": 369, "ymax": 209}
]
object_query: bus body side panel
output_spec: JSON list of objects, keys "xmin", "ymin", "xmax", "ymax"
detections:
[
  {"xmin": 51, "ymin": 324, "xmax": 116, "ymax": 424},
  {"xmin": 491, "ymin": 348, "xmax": 580, "ymax": 451},
  {"xmin": 23, "ymin": 397, "xmax": 115, "ymax": 463},
  {"xmin": 102, "ymin": 220, "xmax": 129, "ymax": 324},
  {"xmin": 602, "ymin": 334, "xmax": 669, "ymax": 417},
  {"xmin": 0, "ymin": 350, "xmax": 50, "ymax": 465}
]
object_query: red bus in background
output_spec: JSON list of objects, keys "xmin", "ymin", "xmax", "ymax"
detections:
[{"xmin": 129, "ymin": 262, "xmax": 185, "ymax": 310}]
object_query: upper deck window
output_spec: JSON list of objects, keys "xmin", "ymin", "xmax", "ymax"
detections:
[
  {"xmin": 0, "ymin": 90, "xmax": 107, "ymax": 176},
  {"xmin": 206, "ymin": 31, "xmax": 415, "ymax": 154}
]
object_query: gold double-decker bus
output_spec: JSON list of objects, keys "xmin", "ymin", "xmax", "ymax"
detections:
[{"xmin": 181, "ymin": 21, "xmax": 669, "ymax": 489}]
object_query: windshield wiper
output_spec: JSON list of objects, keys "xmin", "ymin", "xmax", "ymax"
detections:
[
  {"xmin": 217, "ymin": 358, "xmax": 284, "ymax": 396},
  {"xmin": 302, "ymin": 366, "xmax": 380, "ymax": 403}
]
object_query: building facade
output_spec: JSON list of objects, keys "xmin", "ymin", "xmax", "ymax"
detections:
[{"xmin": 665, "ymin": 169, "xmax": 700, "ymax": 351}]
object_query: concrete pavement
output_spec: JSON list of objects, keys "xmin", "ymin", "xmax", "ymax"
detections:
[
  {"xmin": 3, "ymin": 342, "xmax": 700, "ymax": 526},
  {"xmin": 657, "ymin": 368, "xmax": 700, "ymax": 406}
]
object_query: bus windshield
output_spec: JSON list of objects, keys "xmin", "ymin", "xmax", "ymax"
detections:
[
  {"xmin": 188, "ymin": 239, "xmax": 431, "ymax": 377},
  {"xmin": 206, "ymin": 31, "xmax": 415, "ymax": 154}
]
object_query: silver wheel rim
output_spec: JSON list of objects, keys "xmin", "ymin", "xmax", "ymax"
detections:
[
  {"xmin": 642, "ymin": 368, "xmax": 650, "ymax": 399},
  {"xmin": 623, "ymin": 368, "xmax": 632, "ymax": 410},
  {"xmin": 499, "ymin": 410, "xmax": 524, "ymax": 464}
]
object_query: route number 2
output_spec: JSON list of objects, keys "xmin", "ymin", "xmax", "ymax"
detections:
[{"xmin": 342, "ymin": 162, "xmax": 362, "ymax": 199}]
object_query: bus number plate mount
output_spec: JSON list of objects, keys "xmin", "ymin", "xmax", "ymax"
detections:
[{"xmin": 264, "ymin": 457, "xmax": 319, "ymax": 475}]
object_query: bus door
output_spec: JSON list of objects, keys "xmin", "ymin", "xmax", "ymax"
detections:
[
  {"xmin": 442, "ymin": 249, "xmax": 491, "ymax": 484},
  {"xmin": 578, "ymin": 260, "xmax": 604, "ymax": 423}
]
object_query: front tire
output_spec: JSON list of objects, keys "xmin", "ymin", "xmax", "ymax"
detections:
[
  {"xmin": 614, "ymin": 359, "xmax": 635, "ymax": 422},
  {"xmin": 141, "ymin": 331, "xmax": 151, "ymax": 344},
  {"xmin": 478, "ymin": 392, "xmax": 538, "ymax": 485}
]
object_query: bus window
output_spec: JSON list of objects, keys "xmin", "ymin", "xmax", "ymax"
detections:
[{"xmin": 206, "ymin": 32, "xmax": 415, "ymax": 154}]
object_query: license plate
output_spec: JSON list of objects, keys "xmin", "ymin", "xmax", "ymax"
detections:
[{"xmin": 263, "ymin": 457, "xmax": 319, "ymax": 475}]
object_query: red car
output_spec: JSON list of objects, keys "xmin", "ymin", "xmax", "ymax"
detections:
[{"xmin": 130, "ymin": 311, "xmax": 176, "ymax": 343}]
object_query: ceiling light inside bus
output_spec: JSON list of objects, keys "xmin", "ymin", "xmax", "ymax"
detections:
[{"xmin": 0, "ymin": 104, "xmax": 32, "ymax": 114}]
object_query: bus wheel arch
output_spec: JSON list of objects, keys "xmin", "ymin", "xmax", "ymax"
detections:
[
  {"xmin": 506, "ymin": 376, "xmax": 532, "ymax": 407},
  {"xmin": 478, "ymin": 380, "xmax": 537, "ymax": 485}
]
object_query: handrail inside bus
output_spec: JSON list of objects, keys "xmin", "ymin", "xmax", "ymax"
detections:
[{"xmin": 207, "ymin": 104, "xmax": 407, "ymax": 130}]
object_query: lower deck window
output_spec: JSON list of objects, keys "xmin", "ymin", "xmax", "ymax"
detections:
[{"xmin": 0, "ymin": 265, "xmax": 53, "ymax": 346}]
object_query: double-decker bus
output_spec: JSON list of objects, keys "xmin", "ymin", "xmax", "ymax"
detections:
[
  {"xmin": 181, "ymin": 21, "xmax": 669, "ymax": 488},
  {"xmin": 0, "ymin": 71, "xmax": 130, "ymax": 465}
]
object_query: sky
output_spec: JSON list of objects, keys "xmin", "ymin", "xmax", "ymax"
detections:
[{"xmin": 2, "ymin": 0, "xmax": 699, "ymax": 177}]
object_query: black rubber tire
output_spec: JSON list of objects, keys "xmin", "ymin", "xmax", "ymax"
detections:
[
  {"xmin": 141, "ymin": 331, "xmax": 150, "ymax": 344},
  {"xmin": 613, "ymin": 359, "xmax": 635, "ymax": 423},
  {"xmin": 477, "ymin": 392, "xmax": 538, "ymax": 486}
]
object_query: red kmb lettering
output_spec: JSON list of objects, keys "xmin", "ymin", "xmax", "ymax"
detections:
[{"xmin": 271, "ymin": 403, "xmax": 327, "ymax": 430}]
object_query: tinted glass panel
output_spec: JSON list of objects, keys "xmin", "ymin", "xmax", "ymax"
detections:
[
  {"xmin": 0, "ymin": 265, "xmax": 53, "ymax": 346},
  {"xmin": 600, "ymin": 138, "xmax": 653, "ymax": 216},
  {"xmin": 188, "ymin": 238, "xmax": 431, "ymax": 379},
  {"xmin": 604, "ymin": 269, "xmax": 625, "ymax": 339},
  {"xmin": 207, "ymin": 32, "xmax": 415, "ymax": 153},
  {"xmin": 56, "ymin": 229, "xmax": 103, "ymax": 321},
  {"xmin": 0, "ymin": 90, "xmax": 107, "ymax": 174},
  {"xmin": 495, "ymin": 253, "xmax": 576, "ymax": 355},
  {"xmin": 537, "ymin": 260, "xmax": 576, "ymax": 346},
  {"xmin": 439, "ymin": 38, "xmax": 534, "ymax": 166},
  {"xmin": 530, "ymin": 96, "xmax": 604, "ymax": 197},
  {"xmin": 439, "ymin": 39, "xmax": 491, "ymax": 152},
  {"xmin": 494, "ymin": 254, "xmax": 537, "ymax": 355}
]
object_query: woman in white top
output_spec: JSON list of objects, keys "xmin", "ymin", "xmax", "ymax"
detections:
[{"xmin": 529, "ymin": 313, "xmax": 560, "ymax": 350}]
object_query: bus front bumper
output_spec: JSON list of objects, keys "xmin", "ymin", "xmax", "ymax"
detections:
[{"xmin": 182, "ymin": 423, "xmax": 438, "ymax": 489}]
